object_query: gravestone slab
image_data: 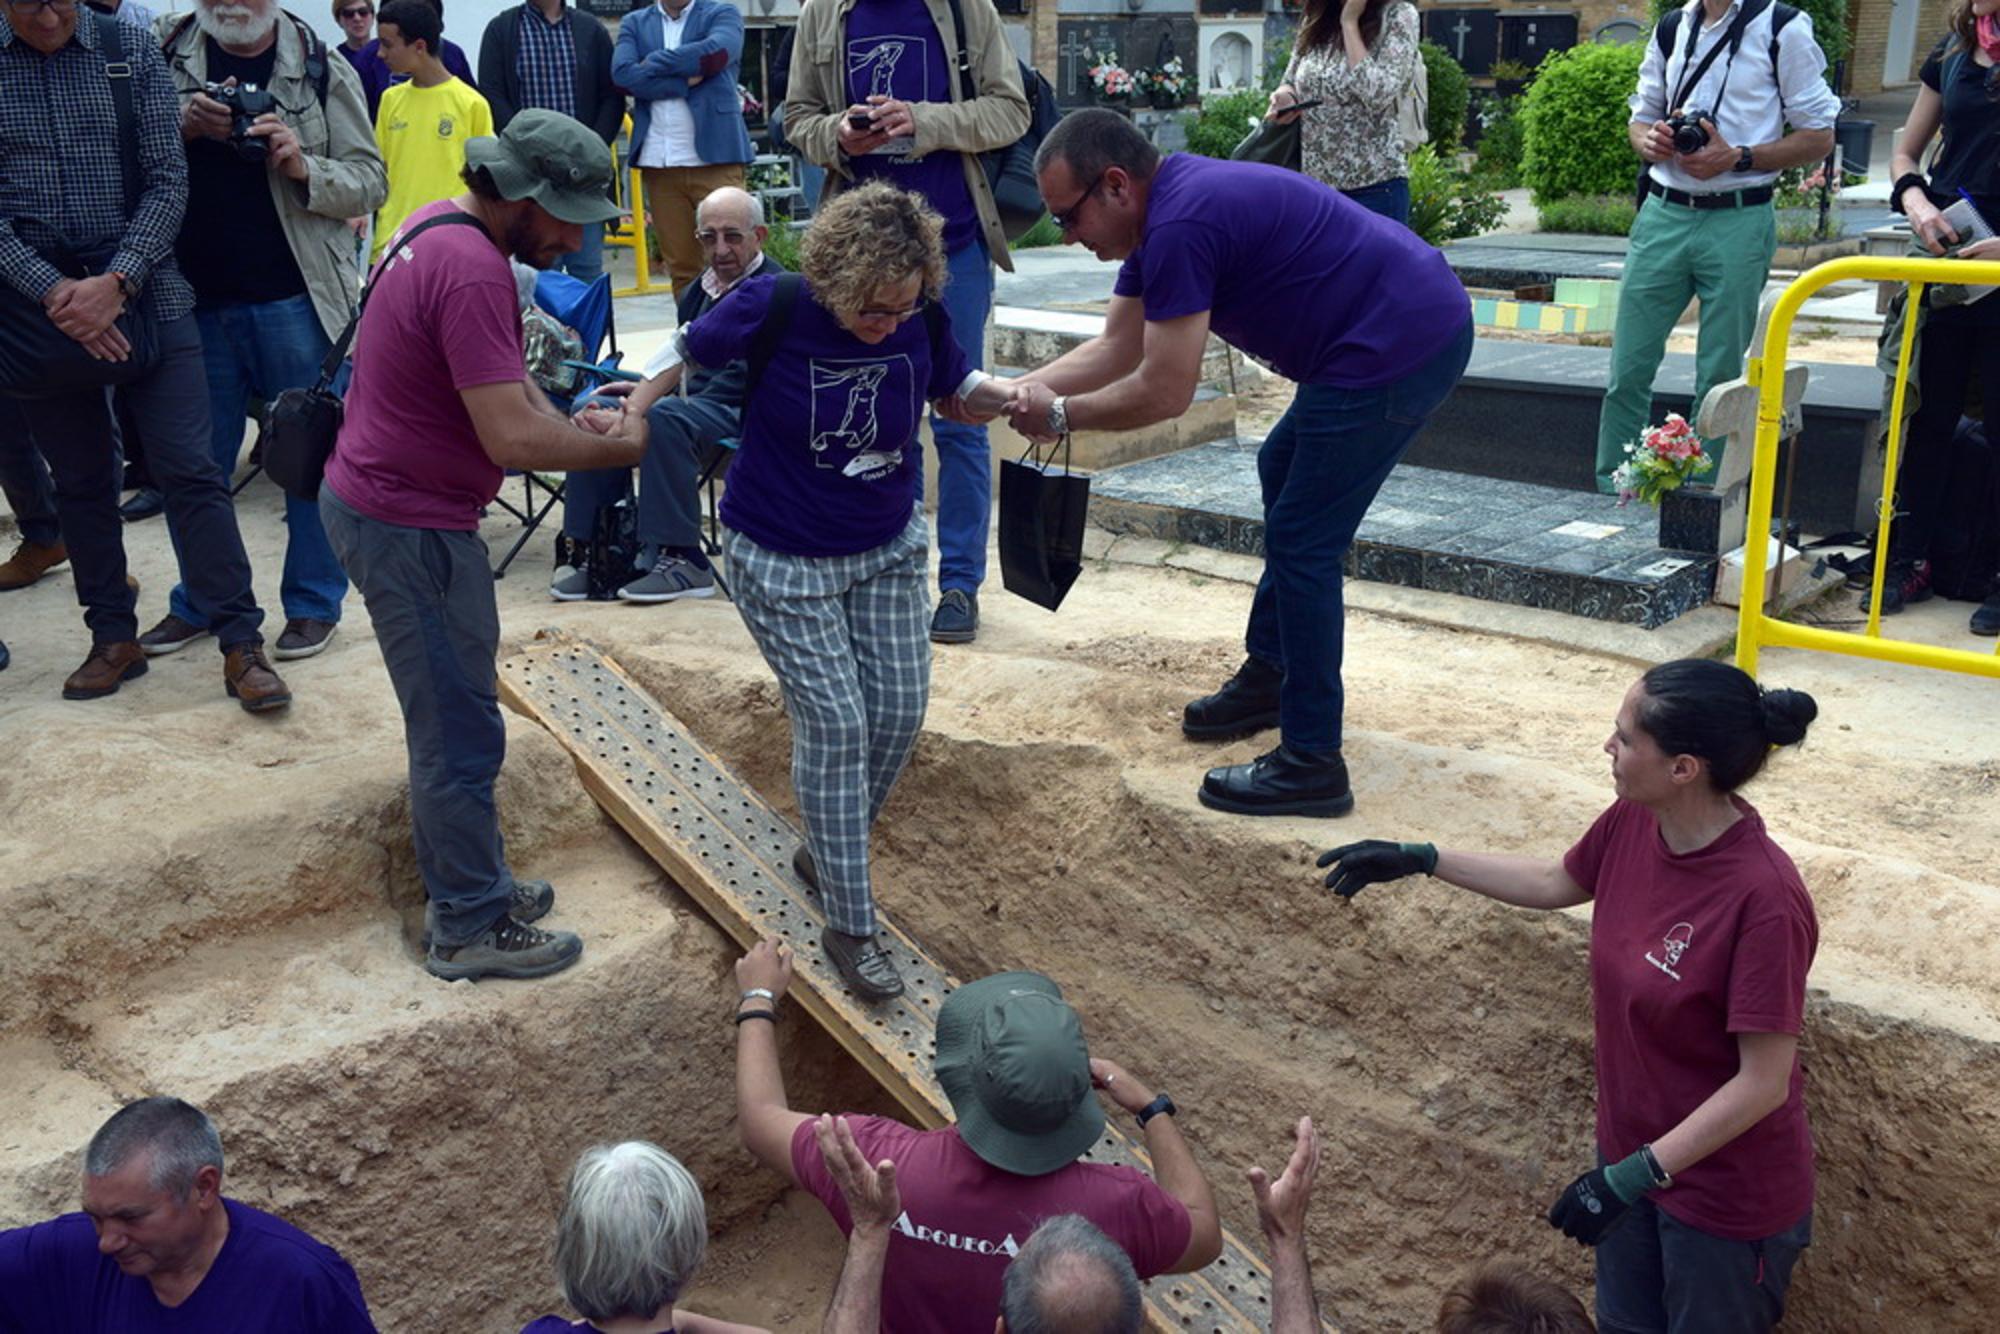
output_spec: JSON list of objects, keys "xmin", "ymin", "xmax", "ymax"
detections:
[
  {"xmin": 1057, "ymin": 20, "xmax": 1128, "ymax": 106},
  {"xmin": 1425, "ymin": 8, "xmax": 1499, "ymax": 76}
]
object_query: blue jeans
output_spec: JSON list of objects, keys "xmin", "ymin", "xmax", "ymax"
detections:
[
  {"xmin": 1341, "ymin": 177, "xmax": 1411, "ymax": 225},
  {"xmin": 0, "ymin": 400, "xmax": 61, "ymax": 547},
  {"xmin": 173, "ymin": 294, "xmax": 348, "ymax": 626},
  {"xmin": 930, "ymin": 238, "xmax": 993, "ymax": 593},
  {"xmin": 1244, "ymin": 320, "xmax": 1472, "ymax": 752},
  {"xmin": 558, "ymin": 222, "xmax": 605, "ymax": 287},
  {"xmin": 563, "ymin": 394, "xmax": 738, "ymax": 550},
  {"xmin": 320, "ymin": 483, "xmax": 516, "ymax": 947},
  {"xmin": 1596, "ymin": 1197, "xmax": 1812, "ymax": 1334},
  {"xmin": 16, "ymin": 315, "xmax": 263, "ymax": 648}
]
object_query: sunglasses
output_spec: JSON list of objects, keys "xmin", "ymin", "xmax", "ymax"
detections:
[{"xmin": 338, "ymin": 5, "xmax": 372, "ymax": 17}]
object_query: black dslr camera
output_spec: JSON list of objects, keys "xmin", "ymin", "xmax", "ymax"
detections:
[
  {"xmin": 205, "ymin": 81, "xmax": 279, "ymax": 164},
  {"xmin": 1665, "ymin": 109, "xmax": 1714, "ymax": 155}
]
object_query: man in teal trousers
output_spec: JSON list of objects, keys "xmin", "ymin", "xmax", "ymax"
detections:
[{"xmin": 1597, "ymin": 0, "xmax": 1837, "ymax": 492}]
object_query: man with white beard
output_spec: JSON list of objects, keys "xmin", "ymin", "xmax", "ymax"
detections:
[{"xmin": 146, "ymin": 0, "xmax": 386, "ymax": 663}]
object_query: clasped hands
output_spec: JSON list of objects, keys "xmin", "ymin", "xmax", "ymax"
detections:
[
  {"xmin": 44, "ymin": 275, "xmax": 130, "ymax": 362},
  {"xmin": 934, "ymin": 376, "xmax": 1069, "ymax": 444}
]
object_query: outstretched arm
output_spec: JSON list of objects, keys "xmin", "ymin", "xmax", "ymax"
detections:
[
  {"xmin": 734, "ymin": 940, "xmax": 814, "ymax": 1182},
  {"xmin": 1317, "ymin": 841, "xmax": 1587, "ymax": 911}
]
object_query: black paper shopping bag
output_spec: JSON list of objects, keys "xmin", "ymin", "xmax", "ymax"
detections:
[{"xmin": 998, "ymin": 436, "xmax": 1089, "ymax": 611}]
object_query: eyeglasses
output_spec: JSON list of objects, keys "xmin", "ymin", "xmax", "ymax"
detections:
[
  {"xmin": 856, "ymin": 295, "xmax": 928, "ymax": 322},
  {"xmin": 695, "ymin": 229, "xmax": 750, "ymax": 246},
  {"xmin": 337, "ymin": 5, "xmax": 372, "ymax": 17},
  {"xmin": 4, "ymin": 0, "xmax": 80, "ymax": 14},
  {"xmin": 1048, "ymin": 169, "xmax": 1107, "ymax": 233}
]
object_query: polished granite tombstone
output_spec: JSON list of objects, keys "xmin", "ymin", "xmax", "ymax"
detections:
[
  {"xmin": 1089, "ymin": 440, "xmax": 1720, "ymax": 628},
  {"xmin": 1411, "ymin": 340, "xmax": 1884, "ymax": 532}
]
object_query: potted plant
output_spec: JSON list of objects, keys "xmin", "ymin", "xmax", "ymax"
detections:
[
  {"xmin": 1088, "ymin": 54, "xmax": 1136, "ymax": 108},
  {"xmin": 1489, "ymin": 57, "xmax": 1534, "ymax": 99},
  {"xmin": 1138, "ymin": 57, "xmax": 1190, "ymax": 109}
]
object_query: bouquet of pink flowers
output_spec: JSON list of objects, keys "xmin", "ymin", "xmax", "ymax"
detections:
[
  {"xmin": 1088, "ymin": 55, "xmax": 1135, "ymax": 100},
  {"xmin": 1612, "ymin": 413, "xmax": 1714, "ymax": 507}
]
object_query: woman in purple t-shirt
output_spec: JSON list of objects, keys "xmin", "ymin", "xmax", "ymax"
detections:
[
  {"xmin": 1315, "ymin": 659, "xmax": 1821, "ymax": 1332},
  {"xmin": 591, "ymin": 182, "xmax": 1013, "ymax": 1002}
]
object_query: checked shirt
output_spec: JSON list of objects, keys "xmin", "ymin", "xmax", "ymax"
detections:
[
  {"xmin": 0, "ymin": 12, "xmax": 194, "ymax": 318},
  {"xmin": 515, "ymin": 4, "xmax": 578, "ymax": 120}
]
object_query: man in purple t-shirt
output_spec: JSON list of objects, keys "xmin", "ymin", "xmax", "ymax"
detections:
[
  {"xmin": 1010, "ymin": 110, "xmax": 1475, "ymax": 820},
  {"xmin": 731, "ymin": 939, "xmax": 1221, "ymax": 1332},
  {"xmin": 319, "ymin": 110, "xmax": 645, "ymax": 983},
  {"xmin": 0, "ymin": 1096, "xmax": 376, "ymax": 1332}
]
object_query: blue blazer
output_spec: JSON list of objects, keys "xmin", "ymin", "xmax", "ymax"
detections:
[{"xmin": 613, "ymin": 0, "xmax": 753, "ymax": 167}]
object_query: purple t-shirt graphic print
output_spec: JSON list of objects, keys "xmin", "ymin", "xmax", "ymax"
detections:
[
  {"xmin": 843, "ymin": 0, "xmax": 978, "ymax": 253},
  {"xmin": 682, "ymin": 273, "xmax": 969, "ymax": 559}
]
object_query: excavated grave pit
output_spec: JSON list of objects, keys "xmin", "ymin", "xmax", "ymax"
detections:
[{"xmin": 3, "ymin": 529, "xmax": 1997, "ymax": 1333}]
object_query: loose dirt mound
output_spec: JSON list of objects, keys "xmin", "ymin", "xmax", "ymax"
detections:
[{"xmin": 3, "ymin": 489, "xmax": 1996, "ymax": 1331}]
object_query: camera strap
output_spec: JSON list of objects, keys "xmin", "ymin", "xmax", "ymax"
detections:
[{"xmin": 1668, "ymin": 0, "xmax": 1770, "ymax": 117}]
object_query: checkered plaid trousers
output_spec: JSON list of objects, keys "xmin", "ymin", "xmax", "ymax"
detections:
[{"xmin": 723, "ymin": 509, "xmax": 932, "ymax": 937}]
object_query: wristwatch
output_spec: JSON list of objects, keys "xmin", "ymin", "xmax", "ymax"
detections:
[
  {"xmin": 1732, "ymin": 144, "xmax": 1756, "ymax": 173},
  {"xmin": 110, "ymin": 271, "xmax": 138, "ymax": 300},
  {"xmin": 1136, "ymin": 1092, "xmax": 1177, "ymax": 1128},
  {"xmin": 1045, "ymin": 394, "xmax": 1069, "ymax": 438}
]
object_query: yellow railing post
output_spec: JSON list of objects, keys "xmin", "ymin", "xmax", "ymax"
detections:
[
  {"xmin": 1734, "ymin": 255, "xmax": 2000, "ymax": 683},
  {"xmin": 606, "ymin": 116, "xmax": 667, "ymax": 298}
]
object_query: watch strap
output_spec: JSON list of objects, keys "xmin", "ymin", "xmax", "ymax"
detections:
[
  {"xmin": 1136, "ymin": 1092, "xmax": 1176, "ymax": 1127},
  {"xmin": 1639, "ymin": 1142, "xmax": 1673, "ymax": 1189},
  {"xmin": 1734, "ymin": 144, "xmax": 1756, "ymax": 173}
]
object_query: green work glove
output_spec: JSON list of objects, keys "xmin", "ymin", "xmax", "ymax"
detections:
[{"xmin": 1315, "ymin": 840, "xmax": 1438, "ymax": 899}]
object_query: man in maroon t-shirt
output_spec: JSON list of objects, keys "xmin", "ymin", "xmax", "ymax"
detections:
[{"xmin": 731, "ymin": 941, "xmax": 1222, "ymax": 1332}]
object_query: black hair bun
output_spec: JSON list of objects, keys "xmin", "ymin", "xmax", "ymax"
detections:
[{"xmin": 1760, "ymin": 688, "xmax": 1818, "ymax": 747}]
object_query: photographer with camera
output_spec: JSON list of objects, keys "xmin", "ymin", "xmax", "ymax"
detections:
[
  {"xmin": 1594, "ymin": 0, "xmax": 1838, "ymax": 494},
  {"xmin": 149, "ymin": 0, "xmax": 386, "ymax": 663}
]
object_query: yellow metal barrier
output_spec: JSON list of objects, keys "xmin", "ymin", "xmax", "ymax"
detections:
[
  {"xmin": 605, "ymin": 116, "xmax": 669, "ymax": 297},
  {"xmin": 1736, "ymin": 255, "xmax": 2000, "ymax": 680}
]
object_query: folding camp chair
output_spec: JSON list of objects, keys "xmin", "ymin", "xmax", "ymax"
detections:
[{"xmin": 492, "ymin": 269, "xmax": 619, "ymax": 578}]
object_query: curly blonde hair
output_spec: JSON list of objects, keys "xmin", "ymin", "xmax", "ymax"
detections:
[{"xmin": 800, "ymin": 180, "xmax": 948, "ymax": 321}]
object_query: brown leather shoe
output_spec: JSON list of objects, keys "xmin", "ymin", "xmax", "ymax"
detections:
[
  {"xmin": 0, "ymin": 540, "xmax": 68, "ymax": 592},
  {"xmin": 224, "ymin": 643, "xmax": 292, "ymax": 714},
  {"xmin": 63, "ymin": 641, "xmax": 147, "ymax": 700}
]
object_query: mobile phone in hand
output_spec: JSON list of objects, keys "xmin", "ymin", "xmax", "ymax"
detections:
[
  {"xmin": 1286, "ymin": 98, "xmax": 1325, "ymax": 112},
  {"xmin": 848, "ymin": 111, "xmax": 875, "ymax": 133}
]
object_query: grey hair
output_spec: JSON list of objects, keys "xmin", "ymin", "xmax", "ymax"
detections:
[
  {"xmin": 555, "ymin": 1142, "xmax": 709, "ymax": 1324},
  {"xmin": 84, "ymin": 1098, "xmax": 225, "ymax": 1199},
  {"xmin": 696, "ymin": 186, "xmax": 765, "ymax": 230},
  {"xmin": 1000, "ymin": 1215, "xmax": 1142, "ymax": 1334}
]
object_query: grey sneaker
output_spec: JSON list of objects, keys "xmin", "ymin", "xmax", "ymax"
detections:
[
  {"xmin": 549, "ymin": 565, "xmax": 591, "ymax": 602},
  {"xmin": 273, "ymin": 618, "xmax": 337, "ymax": 660},
  {"xmin": 139, "ymin": 613, "xmax": 211, "ymax": 656},
  {"xmin": 423, "ymin": 879, "xmax": 554, "ymax": 950},
  {"xmin": 426, "ymin": 912, "xmax": 581, "ymax": 982},
  {"xmin": 618, "ymin": 553, "xmax": 715, "ymax": 603}
]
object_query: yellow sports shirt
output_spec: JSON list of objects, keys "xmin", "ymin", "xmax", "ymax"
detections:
[{"xmin": 372, "ymin": 77, "xmax": 493, "ymax": 261}]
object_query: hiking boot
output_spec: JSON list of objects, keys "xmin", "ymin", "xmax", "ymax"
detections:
[
  {"xmin": 119, "ymin": 487, "xmax": 165, "ymax": 523},
  {"xmin": 224, "ymin": 644, "xmax": 292, "ymax": 714},
  {"xmin": 793, "ymin": 843, "xmax": 820, "ymax": 894},
  {"xmin": 62, "ymin": 641, "xmax": 147, "ymax": 700},
  {"xmin": 1198, "ymin": 744, "xmax": 1354, "ymax": 818},
  {"xmin": 1182, "ymin": 655, "xmax": 1283, "ymax": 740},
  {"xmin": 0, "ymin": 539, "xmax": 67, "ymax": 591},
  {"xmin": 618, "ymin": 553, "xmax": 715, "ymax": 603},
  {"xmin": 821, "ymin": 926, "xmax": 904, "ymax": 1000},
  {"xmin": 549, "ymin": 565, "xmax": 591, "ymax": 602},
  {"xmin": 422, "ymin": 879, "xmax": 554, "ymax": 950},
  {"xmin": 426, "ymin": 912, "xmax": 582, "ymax": 982},
  {"xmin": 930, "ymin": 589, "xmax": 978, "ymax": 644},
  {"xmin": 273, "ymin": 618, "xmax": 337, "ymax": 661},
  {"xmin": 1972, "ymin": 592, "xmax": 2000, "ymax": 637},
  {"xmin": 1860, "ymin": 558, "xmax": 1933, "ymax": 616},
  {"xmin": 139, "ymin": 613, "xmax": 211, "ymax": 656}
]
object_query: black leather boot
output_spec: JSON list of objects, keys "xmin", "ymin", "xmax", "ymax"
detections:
[
  {"xmin": 1182, "ymin": 655, "xmax": 1283, "ymax": 740},
  {"xmin": 1197, "ymin": 744, "xmax": 1353, "ymax": 817}
]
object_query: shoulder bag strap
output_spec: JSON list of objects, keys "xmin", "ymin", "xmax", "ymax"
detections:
[
  {"xmin": 97, "ymin": 13, "xmax": 141, "ymax": 218},
  {"xmin": 941, "ymin": 0, "xmax": 976, "ymax": 102},
  {"xmin": 312, "ymin": 211, "xmax": 488, "ymax": 389},
  {"xmin": 743, "ymin": 272, "xmax": 802, "ymax": 405}
]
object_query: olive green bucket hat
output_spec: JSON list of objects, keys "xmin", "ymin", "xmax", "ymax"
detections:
[
  {"xmin": 934, "ymin": 972, "xmax": 1104, "ymax": 1176},
  {"xmin": 463, "ymin": 109, "xmax": 621, "ymax": 225}
]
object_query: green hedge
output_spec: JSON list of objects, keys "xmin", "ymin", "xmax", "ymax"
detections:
[
  {"xmin": 1536, "ymin": 193, "xmax": 1638, "ymax": 235},
  {"xmin": 1407, "ymin": 144, "xmax": 1509, "ymax": 245},
  {"xmin": 1420, "ymin": 40, "xmax": 1469, "ymax": 152},
  {"xmin": 1181, "ymin": 89, "xmax": 1267, "ymax": 160},
  {"xmin": 1647, "ymin": 0, "xmax": 1848, "ymax": 84},
  {"xmin": 1520, "ymin": 41, "xmax": 1646, "ymax": 204}
]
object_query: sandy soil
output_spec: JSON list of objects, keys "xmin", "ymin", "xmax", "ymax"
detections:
[{"xmin": 2, "ymin": 466, "xmax": 1997, "ymax": 1331}]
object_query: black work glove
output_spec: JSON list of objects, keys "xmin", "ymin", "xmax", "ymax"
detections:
[
  {"xmin": 1315, "ymin": 840, "xmax": 1438, "ymax": 898},
  {"xmin": 1547, "ymin": 1166, "xmax": 1634, "ymax": 1246}
]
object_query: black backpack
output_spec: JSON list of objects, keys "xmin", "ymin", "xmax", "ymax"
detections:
[
  {"xmin": 742, "ymin": 271, "xmax": 950, "ymax": 402},
  {"xmin": 941, "ymin": 0, "xmax": 1061, "ymax": 241},
  {"xmin": 1654, "ymin": 0, "xmax": 1802, "ymax": 85}
]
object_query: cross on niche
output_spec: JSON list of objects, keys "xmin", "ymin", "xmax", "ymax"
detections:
[
  {"xmin": 1058, "ymin": 29, "xmax": 1093, "ymax": 98},
  {"xmin": 1450, "ymin": 15, "xmax": 1471, "ymax": 60}
]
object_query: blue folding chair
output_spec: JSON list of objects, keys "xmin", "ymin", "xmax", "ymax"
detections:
[{"xmin": 492, "ymin": 270, "xmax": 622, "ymax": 578}]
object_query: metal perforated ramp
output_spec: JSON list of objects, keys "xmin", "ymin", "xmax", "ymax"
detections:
[{"xmin": 499, "ymin": 633, "xmax": 1333, "ymax": 1332}]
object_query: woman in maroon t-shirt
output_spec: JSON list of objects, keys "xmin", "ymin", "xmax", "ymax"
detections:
[{"xmin": 1317, "ymin": 658, "xmax": 1820, "ymax": 1332}]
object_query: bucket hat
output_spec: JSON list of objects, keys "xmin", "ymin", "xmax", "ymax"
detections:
[
  {"xmin": 463, "ymin": 109, "xmax": 621, "ymax": 225},
  {"xmin": 934, "ymin": 972, "xmax": 1104, "ymax": 1176}
]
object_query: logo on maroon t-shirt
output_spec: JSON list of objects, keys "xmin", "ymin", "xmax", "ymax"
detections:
[
  {"xmin": 891, "ymin": 1210, "xmax": 1023, "ymax": 1257},
  {"xmin": 1645, "ymin": 921, "xmax": 1695, "ymax": 981}
]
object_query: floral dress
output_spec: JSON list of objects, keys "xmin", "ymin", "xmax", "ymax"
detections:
[{"xmin": 1282, "ymin": 1, "xmax": 1421, "ymax": 191}]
